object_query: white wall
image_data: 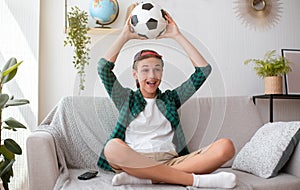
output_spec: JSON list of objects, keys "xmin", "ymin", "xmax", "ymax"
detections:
[{"xmin": 39, "ymin": 0, "xmax": 300, "ymax": 123}]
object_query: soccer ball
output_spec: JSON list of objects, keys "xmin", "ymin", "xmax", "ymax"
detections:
[{"xmin": 130, "ymin": 2, "xmax": 167, "ymax": 39}]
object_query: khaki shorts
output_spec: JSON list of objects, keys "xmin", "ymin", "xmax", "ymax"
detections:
[{"xmin": 112, "ymin": 149, "xmax": 203, "ymax": 173}]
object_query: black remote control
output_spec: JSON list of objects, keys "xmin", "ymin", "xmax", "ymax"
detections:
[{"xmin": 78, "ymin": 170, "xmax": 98, "ymax": 180}]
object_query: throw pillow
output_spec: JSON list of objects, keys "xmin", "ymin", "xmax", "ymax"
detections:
[{"xmin": 232, "ymin": 121, "xmax": 300, "ymax": 178}]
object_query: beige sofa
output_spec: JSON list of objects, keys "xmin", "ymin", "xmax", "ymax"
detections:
[{"xmin": 26, "ymin": 96, "xmax": 300, "ymax": 190}]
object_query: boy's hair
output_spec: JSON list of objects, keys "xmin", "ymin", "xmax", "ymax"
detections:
[{"xmin": 132, "ymin": 49, "xmax": 164, "ymax": 70}]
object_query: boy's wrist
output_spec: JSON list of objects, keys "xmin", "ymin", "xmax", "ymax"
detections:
[
  {"xmin": 172, "ymin": 32, "xmax": 184, "ymax": 41},
  {"xmin": 118, "ymin": 32, "xmax": 131, "ymax": 44}
]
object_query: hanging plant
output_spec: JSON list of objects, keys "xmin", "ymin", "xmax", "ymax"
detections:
[{"xmin": 64, "ymin": 6, "xmax": 91, "ymax": 93}]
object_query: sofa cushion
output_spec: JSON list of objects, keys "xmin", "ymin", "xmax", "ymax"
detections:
[{"xmin": 232, "ymin": 121, "xmax": 300, "ymax": 178}]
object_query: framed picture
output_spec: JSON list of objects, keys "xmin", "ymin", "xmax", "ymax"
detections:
[{"xmin": 281, "ymin": 49, "xmax": 300, "ymax": 94}]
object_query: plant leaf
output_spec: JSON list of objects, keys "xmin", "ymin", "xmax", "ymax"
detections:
[
  {"xmin": 1, "ymin": 58, "xmax": 23, "ymax": 84},
  {"xmin": 0, "ymin": 94, "xmax": 9, "ymax": 108},
  {"xmin": 3, "ymin": 126, "xmax": 17, "ymax": 131},
  {"xmin": 5, "ymin": 99, "xmax": 30, "ymax": 107},
  {"xmin": 0, "ymin": 159, "xmax": 15, "ymax": 178},
  {"xmin": 4, "ymin": 139, "xmax": 22, "ymax": 155},
  {"xmin": 2, "ymin": 61, "xmax": 22, "ymax": 77},
  {"xmin": 1, "ymin": 57, "xmax": 16, "ymax": 73},
  {"xmin": 4, "ymin": 117, "xmax": 27, "ymax": 129},
  {"xmin": 0, "ymin": 145, "xmax": 15, "ymax": 160}
]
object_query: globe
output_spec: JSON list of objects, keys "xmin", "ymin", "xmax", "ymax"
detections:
[{"xmin": 89, "ymin": 0, "xmax": 119, "ymax": 27}]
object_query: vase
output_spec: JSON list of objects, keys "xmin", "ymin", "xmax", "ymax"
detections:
[{"xmin": 264, "ymin": 76, "xmax": 283, "ymax": 94}]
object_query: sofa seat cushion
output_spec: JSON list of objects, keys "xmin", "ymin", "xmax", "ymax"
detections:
[
  {"xmin": 61, "ymin": 169, "xmax": 300, "ymax": 190},
  {"xmin": 60, "ymin": 169, "xmax": 186, "ymax": 190},
  {"xmin": 218, "ymin": 168, "xmax": 300, "ymax": 190}
]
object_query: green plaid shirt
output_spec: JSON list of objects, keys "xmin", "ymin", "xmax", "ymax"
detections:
[{"xmin": 97, "ymin": 58, "xmax": 211, "ymax": 172}]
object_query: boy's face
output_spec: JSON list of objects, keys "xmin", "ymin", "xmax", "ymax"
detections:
[{"xmin": 133, "ymin": 57, "xmax": 163, "ymax": 98}]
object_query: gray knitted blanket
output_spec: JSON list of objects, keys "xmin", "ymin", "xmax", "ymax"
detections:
[{"xmin": 38, "ymin": 96, "xmax": 119, "ymax": 189}]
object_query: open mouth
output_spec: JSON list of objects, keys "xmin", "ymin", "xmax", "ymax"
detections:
[{"xmin": 146, "ymin": 81, "xmax": 157, "ymax": 86}]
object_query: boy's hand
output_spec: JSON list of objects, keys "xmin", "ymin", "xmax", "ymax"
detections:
[
  {"xmin": 121, "ymin": 16, "xmax": 147, "ymax": 41},
  {"xmin": 121, "ymin": 5, "xmax": 147, "ymax": 41},
  {"xmin": 156, "ymin": 11, "xmax": 181, "ymax": 39}
]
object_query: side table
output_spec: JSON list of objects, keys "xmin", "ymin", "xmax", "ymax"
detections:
[{"xmin": 253, "ymin": 94, "xmax": 300, "ymax": 122}]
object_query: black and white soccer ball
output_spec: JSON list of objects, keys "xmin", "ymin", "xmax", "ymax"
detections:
[{"xmin": 130, "ymin": 2, "xmax": 167, "ymax": 39}]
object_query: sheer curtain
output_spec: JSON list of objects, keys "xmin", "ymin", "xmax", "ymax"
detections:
[{"xmin": 0, "ymin": 0, "xmax": 39, "ymax": 189}]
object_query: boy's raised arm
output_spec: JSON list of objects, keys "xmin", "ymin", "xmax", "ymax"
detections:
[
  {"xmin": 158, "ymin": 12, "xmax": 208, "ymax": 68},
  {"xmin": 104, "ymin": 16, "xmax": 145, "ymax": 63}
]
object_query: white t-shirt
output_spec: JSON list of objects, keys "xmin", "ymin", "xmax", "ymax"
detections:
[{"xmin": 125, "ymin": 97, "xmax": 176, "ymax": 153}]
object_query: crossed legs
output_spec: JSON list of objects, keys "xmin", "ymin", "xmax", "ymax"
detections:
[
  {"xmin": 103, "ymin": 138, "xmax": 236, "ymax": 188},
  {"xmin": 171, "ymin": 138, "xmax": 235, "ymax": 174}
]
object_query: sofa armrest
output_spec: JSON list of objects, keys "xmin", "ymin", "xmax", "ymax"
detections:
[{"xmin": 26, "ymin": 131, "xmax": 59, "ymax": 190}]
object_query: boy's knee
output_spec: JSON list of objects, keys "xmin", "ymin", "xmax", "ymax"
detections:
[
  {"xmin": 104, "ymin": 138, "xmax": 128, "ymax": 163},
  {"xmin": 218, "ymin": 138, "xmax": 235, "ymax": 160}
]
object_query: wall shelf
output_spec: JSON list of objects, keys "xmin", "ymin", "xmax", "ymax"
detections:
[
  {"xmin": 64, "ymin": 27, "xmax": 121, "ymax": 35},
  {"xmin": 88, "ymin": 27, "xmax": 121, "ymax": 35},
  {"xmin": 253, "ymin": 94, "xmax": 300, "ymax": 122}
]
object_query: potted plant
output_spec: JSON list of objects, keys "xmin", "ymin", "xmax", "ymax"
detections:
[
  {"xmin": 64, "ymin": 6, "xmax": 91, "ymax": 94},
  {"xmin": 0, "ymin": 58, "xmax": 29, "ymax": 190},
  {"xmin": 244, "ymin": 50, "xmax": 292, "ymax": 94}
]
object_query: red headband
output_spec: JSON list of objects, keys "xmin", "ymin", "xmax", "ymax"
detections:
[{"xmin": 140, "ymin": 51, "xmax": 162, "ymax": 58}]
